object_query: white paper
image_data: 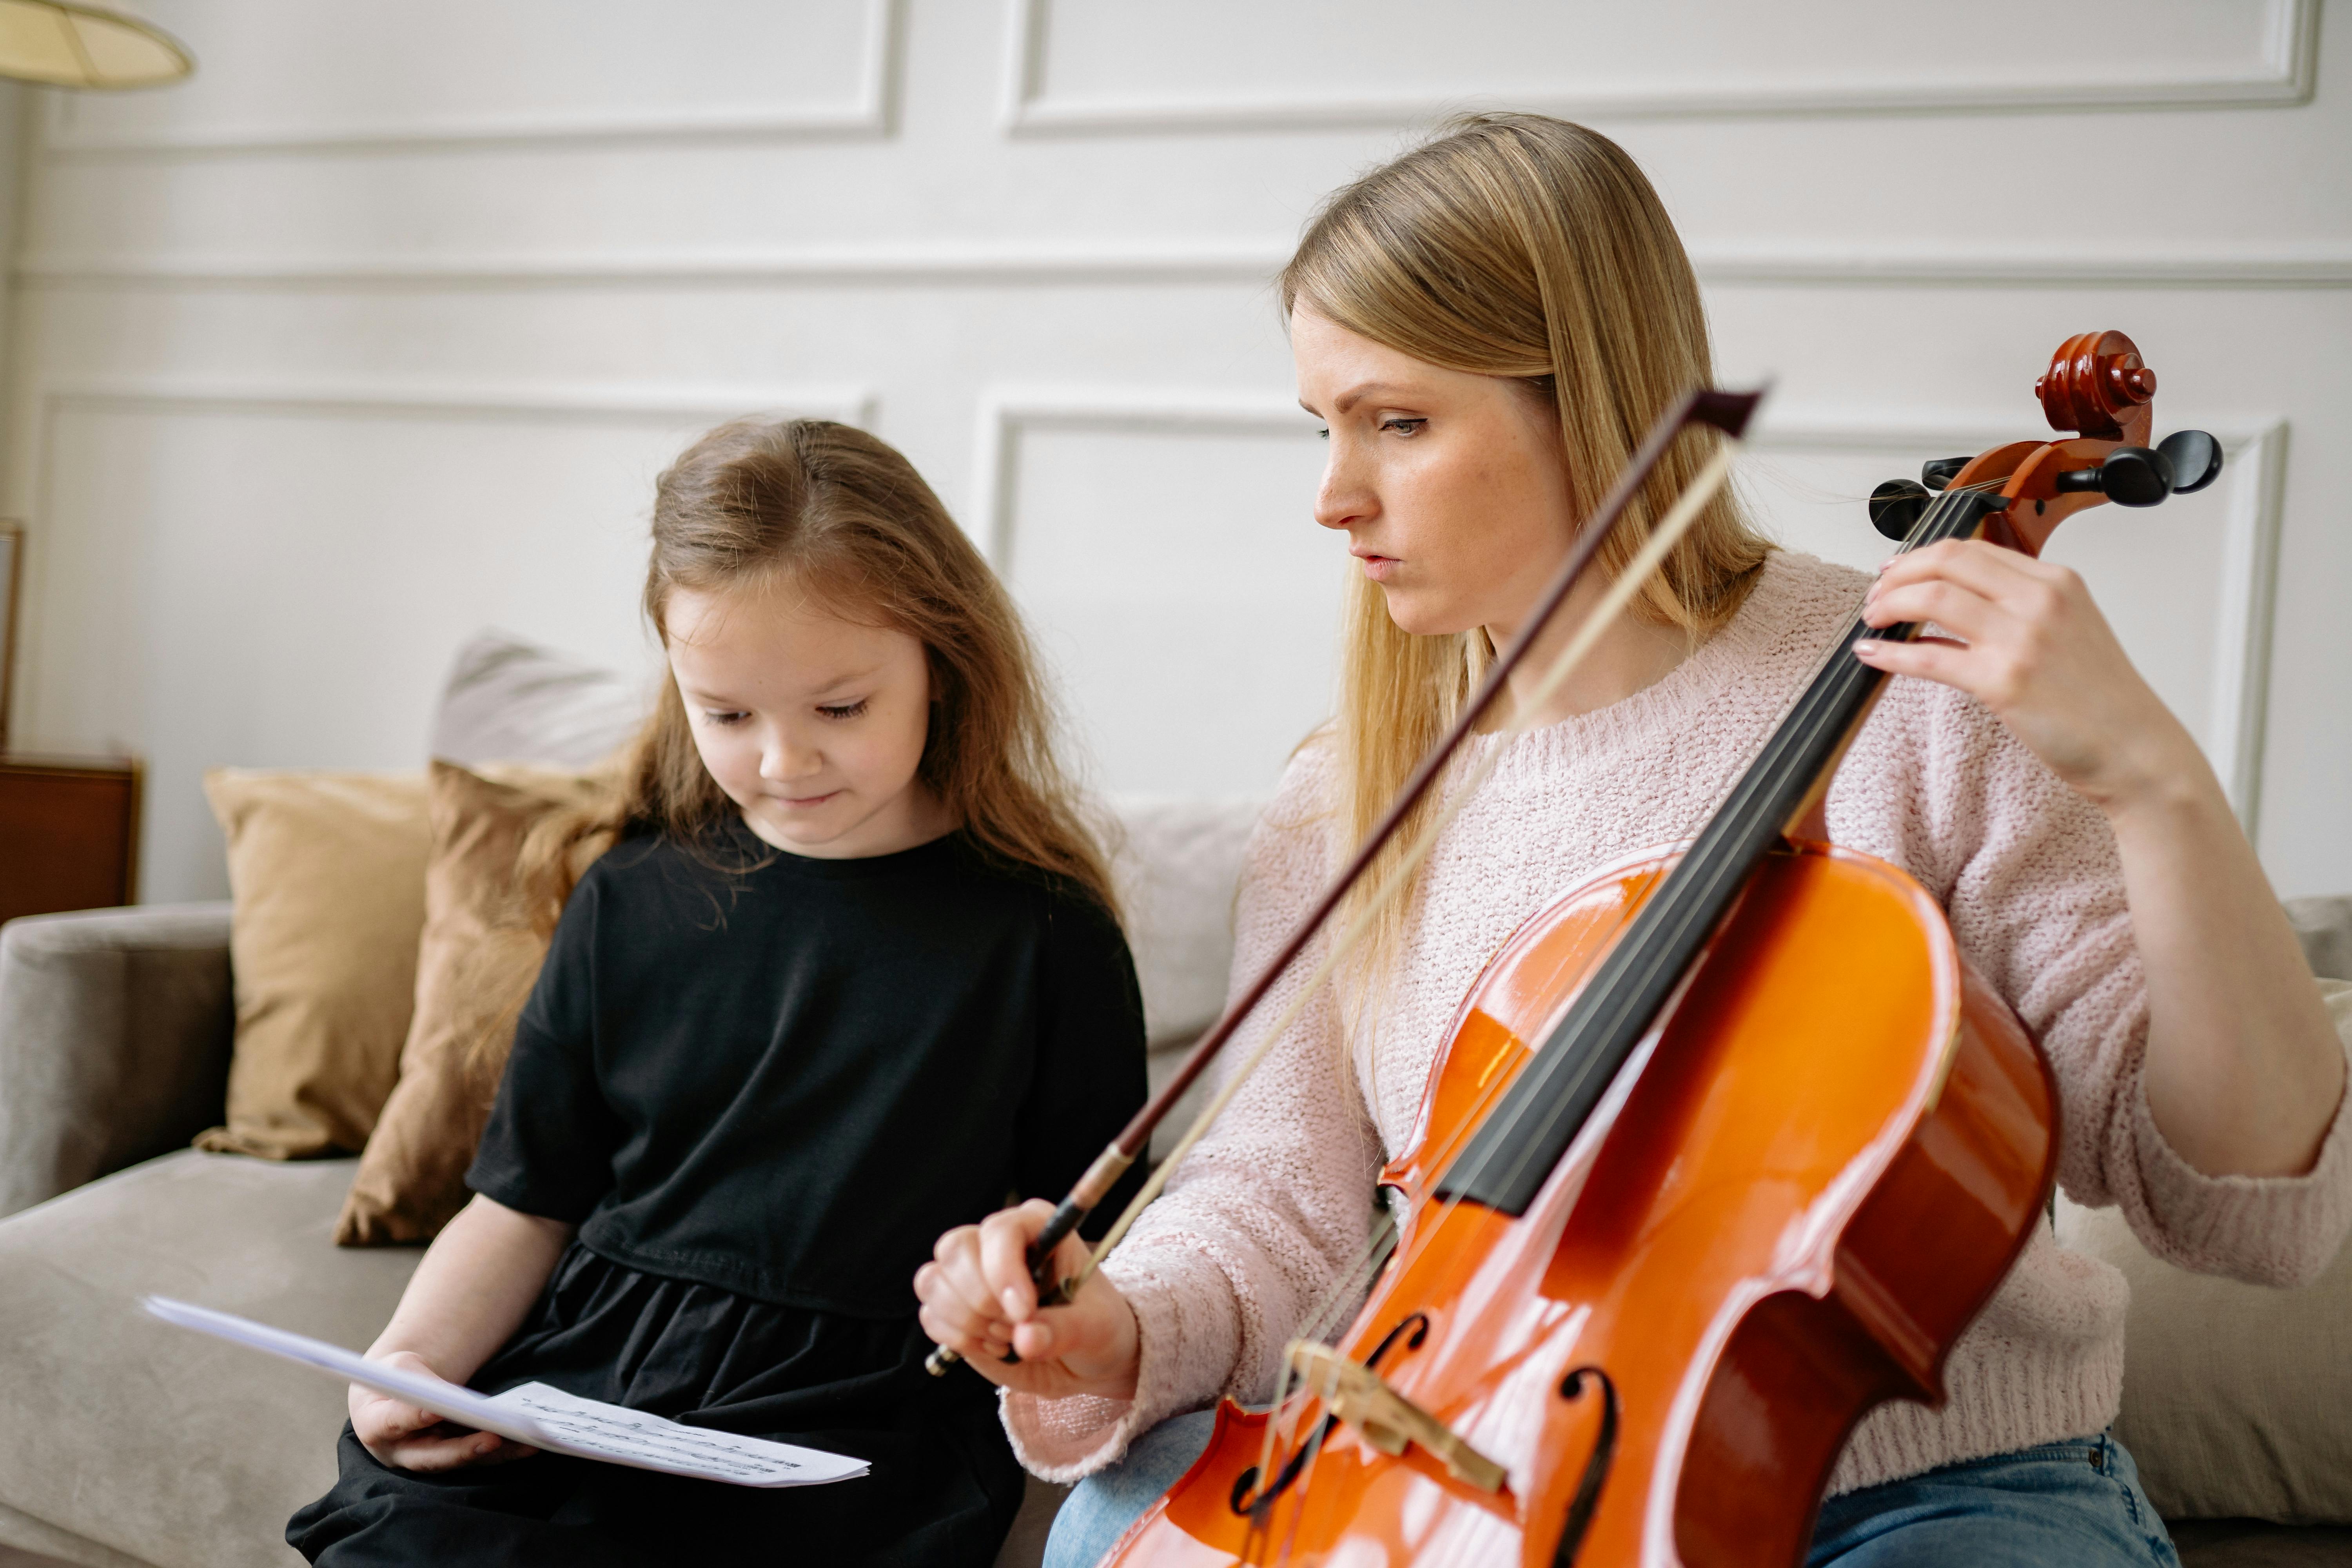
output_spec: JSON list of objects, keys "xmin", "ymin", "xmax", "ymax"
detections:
[{"xmin": 141, "ymin": 1296, "xmax": 869, "ymax": 1489}]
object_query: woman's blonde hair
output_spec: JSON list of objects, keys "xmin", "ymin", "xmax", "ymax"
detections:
[
  {"xmin": 1280, "ymin": 113, "xmax": 1772, "ymax": 974},
  {"xmin": 515, "ymin": 417, "xmax": 1117, "ymax": 938}
]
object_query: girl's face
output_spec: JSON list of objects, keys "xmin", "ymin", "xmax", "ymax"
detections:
[
  {"xmin": 664, "ymin": 578, "xmax": 945, "ymax": 860},
  {"xmin": 1292, "ymin": 303, "xmax": 1577, "ymax": 642}
]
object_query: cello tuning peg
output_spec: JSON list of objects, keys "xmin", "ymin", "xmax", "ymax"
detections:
[
  {"xmin": 1869, "ymin": 479, "xmax": 1930, "ymax": 540},
  {"xmin": 2158, "ymin": 429, "xmax": 2223, "ymax": 495},
  {"xmin": 1920, "ymin": 457, "xmax": 1971, "ymax": 491},
  {"xmin": 2097, "ymin": 446, "xmax": 2174, "ymax": 506},
  {"xmin": 2052, "ymin": 446, "xmax": 2175, "ymax": 508}
]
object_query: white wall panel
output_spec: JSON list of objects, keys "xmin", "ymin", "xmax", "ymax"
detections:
[
  {"xmin": 980, "ymin": 397, "xmax": 1332, "ymax": 796},
  {"xmin": 1013, "ymin": 0, "xmax": 2310, "ymax": 129},
  {"xmin": 44, "ymin": 0, "xmax": 898, "ymax": 152},
  {"xmin": 1744, "ymin": 418, "xmax": 2285, "ymax": 828},
  {"xmin": 24, "ymin": 385, "xmax": 859, "ymax": 898},
  {"xmin": 4, "ymin": 0, "xmax": 2347, "ymax": 902}
]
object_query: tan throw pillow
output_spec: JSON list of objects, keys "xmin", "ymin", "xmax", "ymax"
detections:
[
  {"xmin": 197, "ymin": 771, "xmax": 432, "ymax": 1159},
  {"xmin": 334, "ymin": 761, "xmax": 612, "ymax": 1245},
  {"xmin": 2056, "ymin": 978, "xmax": 2352, "ymax": 1524}
]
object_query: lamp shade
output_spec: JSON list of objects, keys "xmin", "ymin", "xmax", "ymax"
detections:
[{"xmin": 0, "ymin": 0, "xmax": 189, "ymax": 88}]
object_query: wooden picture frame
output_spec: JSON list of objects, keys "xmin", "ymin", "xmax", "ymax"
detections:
[{"xmin": 0, "ymin": 521, "xmax": 20, "ymax": 754}]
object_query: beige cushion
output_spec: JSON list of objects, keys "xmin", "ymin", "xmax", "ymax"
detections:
[
  {"xmin": 2056, "ymin": 979, "xmax": 2352, "ymax": 1524},
  {"xmin": 336, "ymin": 762, "xmax": 608, "ymax": 1245},
  {"xmin": 196, "ymin": 772, "xmax": 431, "ymax": 1160},
  {"xmin": 1105, "ymin": 796, "xmax": 1265, "ymax": 1162},
  {"xmin": 429, "ymin": 630, "xmax": 646, "ymax": 772},
  {"xmin": 0, "ymin": 1151, "xmax": 418, "ymax": 1568}
]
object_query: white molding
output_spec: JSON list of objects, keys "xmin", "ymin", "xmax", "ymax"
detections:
[
  {"xmin": 1752, "ymin": 412, "xmax": 2288, "ymax": 833},
  {"xmin": 36, "ymin": 378, "xmax": 875, "ymax": 427},
  {"xmin": 8, "ymin": 376, "xmax": 873, "ymax": 751},
  {"xmin": 37, "ymin": 0, "xmax": 903, "ymax": 156},
  {"xmin": 2205, "ymin": 421, "xmax": 2288, "ymax": 838},
  {"xmin": 18, "ymin": 242, "xmax": 2352, "ymax": 292},
  {"xmin": 969, "ymin": 391, "xmax": 2287, "ymax": 835},
  {"xmin": 10, "ymin": 240, "xmax": 1293, "ymax": 290},
  {"xmin": 1002, "ymin": 0, "xmax": 2316, "ymax": 134},
  {"xmin": 1691, "ymin": 245, "xmax": 2352, "ymax": 290},
  {"xmin": 969, "ymin": 388, "xmax": 1308, "ymax": 571}
]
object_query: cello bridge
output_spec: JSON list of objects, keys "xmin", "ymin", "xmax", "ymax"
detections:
[{"xmin": 1283, "ymin": 1339, "xmax": 1506, "ymax": 1494}]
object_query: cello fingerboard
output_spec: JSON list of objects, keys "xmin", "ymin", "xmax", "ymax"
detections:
[{"xmin": 1434, "ymin": 485, "xmax": 2011, "ymax": 1215}]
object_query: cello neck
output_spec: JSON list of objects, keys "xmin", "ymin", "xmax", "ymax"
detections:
[{"xmin": 1434, "ymin": 485, "xmax": 2011, "ymax": 1215}]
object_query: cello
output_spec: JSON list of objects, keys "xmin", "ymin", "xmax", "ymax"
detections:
[{"xmin": 1082, "ymin": 330, "xmax": 2223, "ymax": 1567}]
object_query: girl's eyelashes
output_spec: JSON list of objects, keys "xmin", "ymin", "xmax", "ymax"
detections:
[{"xmin": 697, "ymin": 700, "xmax": 866, "ymax": 724}]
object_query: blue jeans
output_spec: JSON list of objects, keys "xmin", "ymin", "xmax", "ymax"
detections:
[{"xmin": 1042, "ymin": 1414, "xmax": 2178, "ymax": 1568}]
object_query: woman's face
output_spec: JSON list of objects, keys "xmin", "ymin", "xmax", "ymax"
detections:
[{"xmin": 1293, "ymin": 304, "xmax": 1578, "ymax": 641}]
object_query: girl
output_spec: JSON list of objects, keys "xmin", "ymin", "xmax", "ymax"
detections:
[
  {"xmin": 917, "ymin": 116, "xmax": 2352, "ymax": 1567},
  {"xmin": 290, "ymin": 419, "xmax": 1149, "ymax": 1566}
]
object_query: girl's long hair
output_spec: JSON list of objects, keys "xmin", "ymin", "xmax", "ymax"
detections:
[
  {"xmin": 516, "ymin": 417, "xmax": 1117, "ymax": 935},
  {"xmin": 1280, "ymin": 113, "xmax": 1773, "ymax": 978}
]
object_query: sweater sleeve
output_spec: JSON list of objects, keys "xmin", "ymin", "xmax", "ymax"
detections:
[
  {"xmin": 1002, "ymin": 745, "xmax": 1387, "ymax": 1481},
  {"xmin": 1835, "ymin": 680, "xmax": 2352, "ymax": 1288}
]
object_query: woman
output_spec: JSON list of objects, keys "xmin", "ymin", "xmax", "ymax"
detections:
[{"xmin": 916, "ymin": 115, "xmax": 2351, "ymax": 1566}]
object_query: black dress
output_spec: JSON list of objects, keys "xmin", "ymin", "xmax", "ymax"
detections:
[{"xmin": 289, "ymin": 824, "xmax": 1149, "ymax": 1567}]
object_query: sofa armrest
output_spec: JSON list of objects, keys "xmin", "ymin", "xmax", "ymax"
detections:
[{"xmin": 0, "ymin": 903, "xmax": 235, "ymax": 1220}]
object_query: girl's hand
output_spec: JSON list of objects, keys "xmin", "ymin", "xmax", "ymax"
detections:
[
  {"xmin": 916, "ymin": 1199, "xmax": 1140, "ymax": 1402},
  {"xmin": 1855, "ymin": 539, "xmax": 2200, "ymax": 815},
  {"xmin": 349, "ymin": 1352, "xmax": 539, "ymax": 1472}
]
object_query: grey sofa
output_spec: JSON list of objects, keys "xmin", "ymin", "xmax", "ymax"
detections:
[{"xmin": 2, "ymin": 889, "xmax": 2349, "ymax": 1568}]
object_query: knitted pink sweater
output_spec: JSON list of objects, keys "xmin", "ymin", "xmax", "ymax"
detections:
[{"xmin": 1007, "ymin": 550, "xmax": 2352, "ymax": 1494}]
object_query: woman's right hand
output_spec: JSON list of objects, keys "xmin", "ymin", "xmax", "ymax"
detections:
[
  {"xmin": 916, "ymin": 1199, "xmax": 1140, "ymax": 1402},
  {"xmin": 349, "ymin": 1352, "xmax": 539, "ymax": 1472}
]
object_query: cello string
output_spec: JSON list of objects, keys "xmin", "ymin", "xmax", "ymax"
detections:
[
  {"xmin": 1265, "ymin": 482, "xmax": 1974, "ymax": 1541},
  {"xmin": 1251, "ymin": 475, "xmax": 1990, "ymax": 1499},
  {"xmin": 1268, "ymin": 1356, "xmax": 1347, "ymax": 1568},
  {"xmin": 1272, "ymin": 456, "xmax": 1907, "ymax": 1342},
  {"xmin": 1394, "ymin": 479, "xmax": 1996, "ymax": 1296},
  {"xmin": 1421, "ymin": 488, "xmax": 1966, "ymax": 1229},
  {"xmin": 1065, "ymin": 437, "xmax": 1745, "ymax": 1292},
  {"xmin": 1238, "ymin": 443, "xmax": 1735, "ymax": 1521},
  {"xmin": 1167, "ymin": 438, "xmax": 1744, "ymax": 1515},
  {"xmin": 1169, "ymin": 436, "xmax": 1740, "ymax": 1522},
  {"xmin": 1248, "ymin": 473, "xmax": 1998, "ymax": 1543}
]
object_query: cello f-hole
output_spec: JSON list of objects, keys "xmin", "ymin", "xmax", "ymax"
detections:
[
  {"xmin": 1552, "ymin": 1367, "xmax": 1620, "ymax": 1568},
  {"xmin": 1364, "ymin": 1310, "xmax": 1431, "ymax": 1370},
  {"xmin": 1228, "ymin": 1311, "xmax": 1437, "ymax": 1519},
  {"xmin": 1228, "ymin": 1415, "xmax": 1336, "ymax": 1520}
]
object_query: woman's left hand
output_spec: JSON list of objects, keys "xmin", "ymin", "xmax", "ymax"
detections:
[
  {"xmin": 1854, "ymin": 538, "xmax": 2196, "ymax": 814},
  {"xmin": 1857, "ymin": 535, "xmax": 2348, "ymax": 1183}
]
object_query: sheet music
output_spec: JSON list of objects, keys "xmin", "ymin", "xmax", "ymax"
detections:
[{"xmin": 142, "ymin": 1296, "xmax": 869, "ymax": 1489}]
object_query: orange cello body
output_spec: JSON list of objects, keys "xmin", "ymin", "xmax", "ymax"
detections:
[{"xmin": 1101, "ymin": 836, "xmax": 2057, "ymax": 1568}]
